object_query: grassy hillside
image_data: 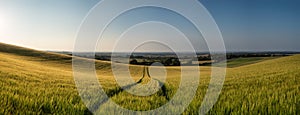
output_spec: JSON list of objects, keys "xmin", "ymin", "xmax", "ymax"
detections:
[
  {"xmin": 225, "ymin": 57, "xmax": 278, "ymax": 68},
  {"xmin": 207, "ymin": 55, "xmax": 300, "ymax": 114},
  {"xmin": 0, "ymin": 42, "xmax": 299, "ymax": 114},
  {"xmin": 0, "ymin": 43, "xmax": 84, "ymax": 114}
]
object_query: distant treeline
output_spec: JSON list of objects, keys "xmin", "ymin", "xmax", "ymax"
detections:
[
  {"xmin": 226, "ymin": 52, "xmax": 292, "ymax": 59},
  {"xmin": 128, "ymin": 52, "xmax": 292, "ymax": 66},
  {"xmin": 129, "ymin": 57, "xmax": 181, "ymax": 66},
  {"xmin": 60, "ymin": 52, "xmax": 297, "ymax": 66}
]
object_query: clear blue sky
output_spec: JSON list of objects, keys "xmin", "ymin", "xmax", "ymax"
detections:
[{"xmin": 0, "ymin": 0, "xmax": 299, "ymax": 52}]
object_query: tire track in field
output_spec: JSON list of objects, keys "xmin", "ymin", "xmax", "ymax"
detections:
[
  {"xmin": 89, "ymin": 66, "xmax": 147, "ymax": 112},
  {"xmin": 153, "ymin": 78, "xmax": 170, "ymax": 101},
  {"xmin": 145, "ymin": 66, "xmax": 170, "ymax": 101},
  {"xmin": 92, "ymin": 66, "xmax": 170, "ymax": 111},
  {"xmin": 89, "ymin": 82, "xmax": 139, "ymax": 112},
  {"xmin": 140, "ymin": 66, "xmax": 170, "ymax": 100}
]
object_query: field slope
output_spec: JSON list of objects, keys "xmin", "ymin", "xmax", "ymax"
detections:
[
  {"xmin": 0, "ymin": 43, "xmax": 86, "ymax": 114},
  {"xmin": 0, "ymin": 42, "xmax": 299, "ymax": 114}
]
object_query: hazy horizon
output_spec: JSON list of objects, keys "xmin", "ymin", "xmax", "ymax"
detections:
[{"xmin": 0, "ymin": 0, "xmax": 300, "ymax": 52}]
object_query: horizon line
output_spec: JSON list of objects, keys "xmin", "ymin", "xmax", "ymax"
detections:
[{"xmin": 1, "ymin": 42, "xmax": 300, "ymax": 53}]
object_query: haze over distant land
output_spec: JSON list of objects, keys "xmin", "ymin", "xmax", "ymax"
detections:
[{"xmin": 0, "ymin": 0, "xmax": 299, "ymax": 52}]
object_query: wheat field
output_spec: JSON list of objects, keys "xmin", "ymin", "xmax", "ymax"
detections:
[{"xmin": 0, "ymin": 43, "xmax": 299, "ymax": 114}]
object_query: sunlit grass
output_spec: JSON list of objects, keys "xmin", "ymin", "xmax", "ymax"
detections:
[{"xmin": 0, "ymin": 43, "xmax": 299, "ymax": 114}]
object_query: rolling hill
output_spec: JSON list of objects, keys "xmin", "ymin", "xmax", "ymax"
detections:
[{"xmin": 0, "ymin": 42, "xmax": 299, "ymax": 114}]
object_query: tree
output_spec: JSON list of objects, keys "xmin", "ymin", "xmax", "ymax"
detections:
[{"xmin": 130, "ymin": 59, "xmax": 138, "ymax": 64}]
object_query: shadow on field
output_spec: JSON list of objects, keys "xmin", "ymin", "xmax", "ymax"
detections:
[
  {"xmin": 88, "ymin": 82, "xmax": 139, "ymax": 113},
  {"xmin": 84, "ymin": 109, "xmax": 93, "ymax": 115},
  {"xmin": 87, "ymin": 66, "xmax": 171, "ymax": 113},
  {"xmin": 155, "ymin": 79, "xmax": 170, "ymax": 101}
]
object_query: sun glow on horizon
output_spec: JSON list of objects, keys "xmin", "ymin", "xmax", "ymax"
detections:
[
  {"xmin": 0, "ymin": 11, "xmax": 10, "ymax": 43},
  {"xmin": 0, "ymin": 13, "xmax": 8, "ymax": 32}
]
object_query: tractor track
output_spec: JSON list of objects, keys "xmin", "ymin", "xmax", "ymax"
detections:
[{"xmin": 92, "ymin": 66, "xmax": 170, "ymax": 111}]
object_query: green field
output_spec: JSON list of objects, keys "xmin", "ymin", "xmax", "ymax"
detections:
[
  {"xmin": 225, "ymin": 57, "xmax": 279, "ymax": 68},
  {"xmin": 0, "ymin": 42, "xmax": 299, "ymax": 114}
]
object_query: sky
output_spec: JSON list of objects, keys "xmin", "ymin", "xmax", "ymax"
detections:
[{"xmin": 0, "ymin": 0, "xmax": 299, "ymax": 52}]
